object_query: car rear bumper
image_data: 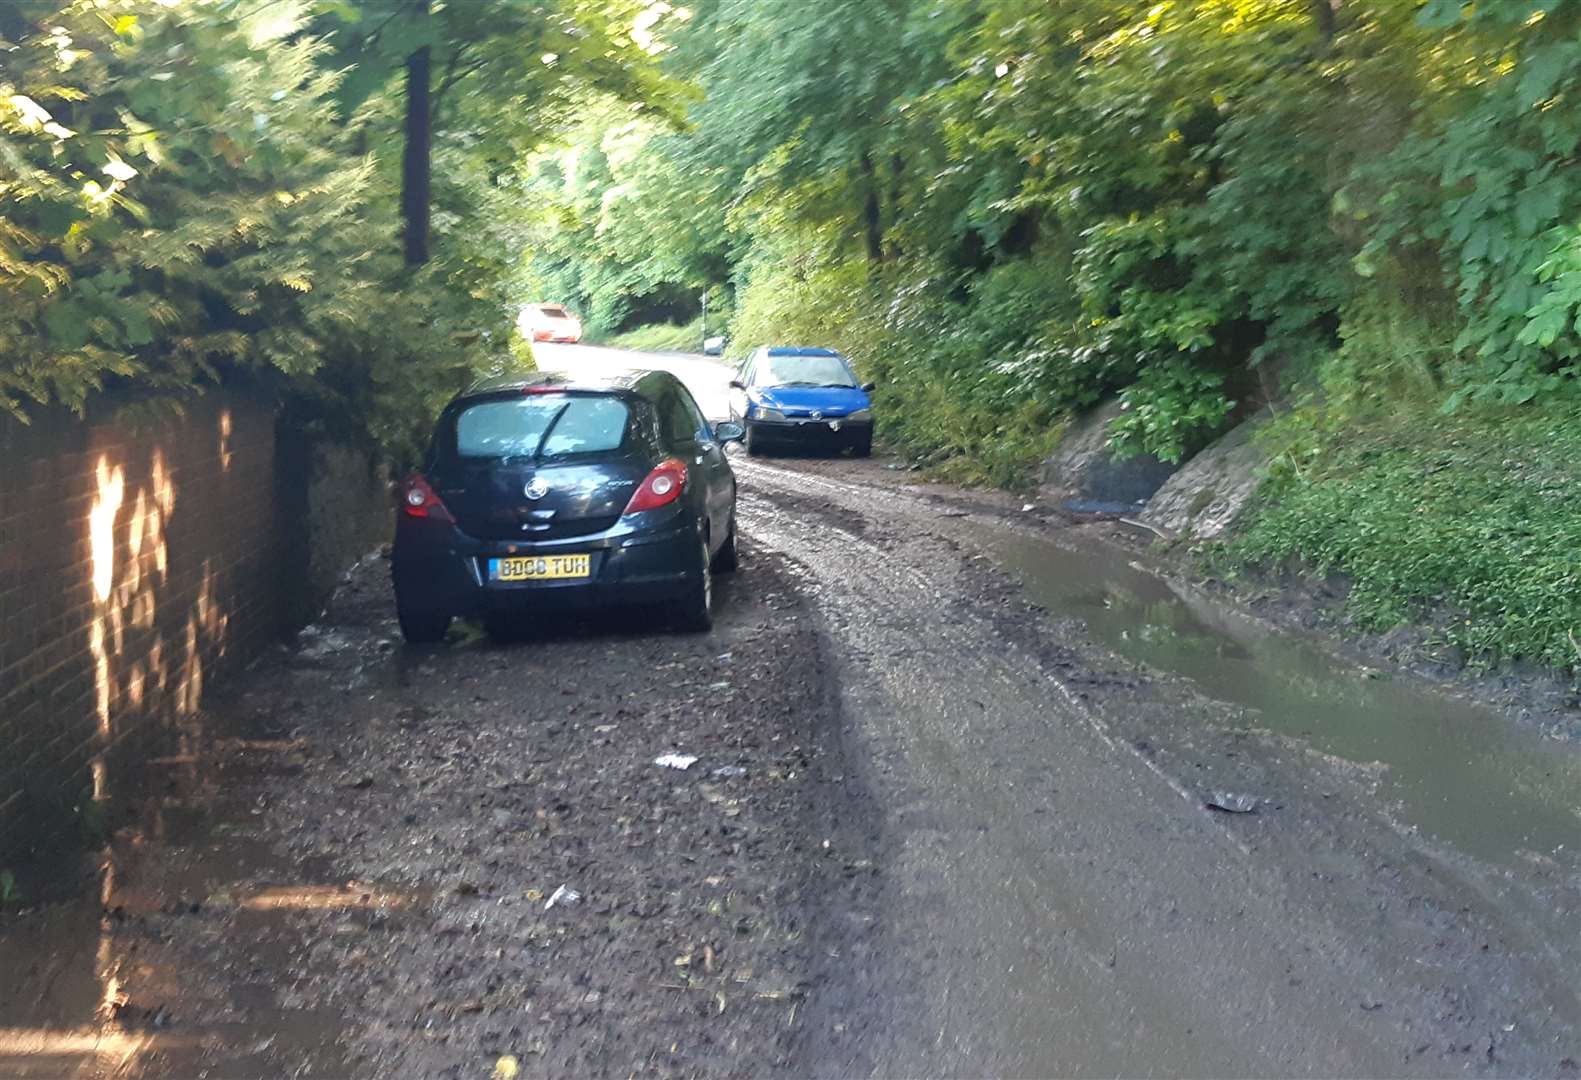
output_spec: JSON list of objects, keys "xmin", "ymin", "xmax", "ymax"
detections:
[{"xmin": 393, "ymin": 515, "xmax": 699, "ymax": 617}]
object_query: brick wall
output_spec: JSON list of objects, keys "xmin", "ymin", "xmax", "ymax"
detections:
[{"xmin": 0, "ymin": 394, "xmax": 389, "ymax": 865}]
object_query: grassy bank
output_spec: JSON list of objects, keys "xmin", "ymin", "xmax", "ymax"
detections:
[
  {"xmin": 597, "ymin": 317, "xmax": 707, "ymax": 354},
  {"xmin": 1215, "ymin": 406, "xmax": 1581, "ymax": 674}
]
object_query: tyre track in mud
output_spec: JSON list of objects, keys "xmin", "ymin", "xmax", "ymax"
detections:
[{"xmin": 733, "ymin": 454, "xmax": 1581, "ymax": 1080}]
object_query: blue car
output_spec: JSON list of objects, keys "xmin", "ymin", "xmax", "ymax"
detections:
[{"xmin": 727, "ymin": 346, "xmax": 875, "ymax": 456}]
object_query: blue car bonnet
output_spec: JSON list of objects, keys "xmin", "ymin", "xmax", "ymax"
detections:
[{"xmin": 754, "ymin": 384, "xmax": 870, "ymax": 416}]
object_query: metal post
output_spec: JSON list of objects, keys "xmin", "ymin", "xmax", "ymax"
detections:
[{"xmin": 700, "ymin": 290, "xmax": 708, "ymax": 352}]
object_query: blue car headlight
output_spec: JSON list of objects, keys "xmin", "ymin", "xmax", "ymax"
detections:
[
  {"xmin": 846, "ymin": 408, "xmax": 871, "ymax": 421},
  {"xmin": 753, "ymin": 404, "xmax": 785, "ymax": 420}
]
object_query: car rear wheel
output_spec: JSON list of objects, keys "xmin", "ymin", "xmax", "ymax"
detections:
[
  {"xmin": 676, "ymin": 536, "xmax": 714, "ymax": 633},
  {"xmin": 711, "ymin": 515, "xmax": 739, "ymax": 574},
  {"xmin": 398, "ymin": 604, "xmax": 451, "ymax": 644}
]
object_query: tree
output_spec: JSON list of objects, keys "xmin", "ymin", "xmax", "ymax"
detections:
[{"xmin": 319, "ymin": 0, "xmax": 683, "ymax": 266}]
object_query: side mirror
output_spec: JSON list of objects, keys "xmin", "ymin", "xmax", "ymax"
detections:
[
  {"xmin": 713, "ymin": 420, "xmax": 746, "ymax": 444},
  {"xmin": 728, "ymin": 379, "xmax": 746, "ymax": 390},
  {"xmin": 861, "ymin": 382, "xmax": 876, "ymax": 393}
]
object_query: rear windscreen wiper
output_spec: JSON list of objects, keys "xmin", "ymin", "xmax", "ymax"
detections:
[{"xmin": 529, "ymin": 402, "xmax": 573, "ymax": 461}]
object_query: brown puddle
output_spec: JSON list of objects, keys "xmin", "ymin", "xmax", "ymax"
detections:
[{"xmin": 980, "ymin": 529, "xmax": 1581, "ymax": 872}]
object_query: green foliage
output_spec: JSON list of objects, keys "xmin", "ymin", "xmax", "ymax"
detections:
[
  {"xmin": 515, "ymin": 104, "xmax": 729, "ymax": 337},
  {"xmin": 0, "ymin": 0, "xmax": 673, "ymax": 459},
  {"xmin": 0, "ymin": 0, "xmax": 498, "ymax": 444},
  {"xmin": 1221, "ymin": 406, "xmax": 1581, "ymax": 672},
  {"xmin": 600, "ymin": 316, "xmax": 707, "ymax": 353},
  {"xmin": 1109, "ymin": 361, "xmax": 1234, "ymax": 465},
  {"xmin": 1341, "ymin": 0, "xmax": 1581, "ymax": 411}
]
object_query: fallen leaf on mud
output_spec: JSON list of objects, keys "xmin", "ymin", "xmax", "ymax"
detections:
[
  {"xmin": 493, "ymin": 1055, "xmax": 520, "ymax": 1079},
  {"xmin": 525, "ymin": 888, "xmax": 544, "ymax": 902},
  {"xmin": 1204, "ymin": 791, "xmax": 1259, "ymax": 814},
  {"xmin": 655, "ymin": 753, "xmax": 699, "ymax": 770}
]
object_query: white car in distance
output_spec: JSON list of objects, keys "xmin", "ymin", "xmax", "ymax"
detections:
[{"xmin": 518, "ymin": 303, "xmax": 583, "ymax": 344}]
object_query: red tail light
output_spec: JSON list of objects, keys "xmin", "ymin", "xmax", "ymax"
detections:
[
  {"xmin": 401, "ymin": 473, "xmax": 453, "ymax": 522},
  {"xmin": 623, "ymin": 458, "xmax": 688, "ymax": 514}
]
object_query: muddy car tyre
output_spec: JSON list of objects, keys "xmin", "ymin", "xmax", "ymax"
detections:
[
  {"xmin": 743, "ymin": 423, "xmax": 761, "ymax": 456},
  {"xmin": 712, "ymin": 516, "xmax": 739, "ymax": 574},
  {"xmin": 677, "ymin": 538, "xmax": 714, "ymax": 632},
  {"xmin": 850, "ymin": 429, "xmax": 873, "ymax": 457},
  {"xmin": 398, "ymin": 605, "xmax": 451, "ymax": 644}
]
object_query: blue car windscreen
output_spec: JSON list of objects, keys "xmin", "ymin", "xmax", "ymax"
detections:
[{"xmin": 760, "ymin": 356, "xmax": 856, "ymax": 387}]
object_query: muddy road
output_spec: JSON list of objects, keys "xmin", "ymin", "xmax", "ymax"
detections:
[
  {"xmin": 1, "ymin": 343, "xmax": 1577, "ymax": 1079},
  {"xmin": 731, "ymin": 454, "xmax": 1578, "ymax": 1078},
  {"xmin": 0, "ymin": 544, "xmax": 859, "ymax": 1079}
]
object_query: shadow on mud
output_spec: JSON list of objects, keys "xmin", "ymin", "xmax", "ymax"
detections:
[
  {"xmin": 438, "ymin": 576, "xmax": 747, "ymax": 647},
  {"xmin": 0, "ymin": 703, "xmax": 356, "ymax": 1079}
]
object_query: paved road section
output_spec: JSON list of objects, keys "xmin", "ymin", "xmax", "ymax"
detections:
[{"xmin": 546, "ymin": 341, "xmax": 1581, "ymax": 1078}]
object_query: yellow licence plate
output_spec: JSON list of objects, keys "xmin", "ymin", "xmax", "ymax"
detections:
[{"xmin": 490, "ymin": 554, "xmax": 591, "ymax": 582}]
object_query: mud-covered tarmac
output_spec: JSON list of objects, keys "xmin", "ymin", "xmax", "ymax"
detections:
[{"xmin": 0, "ymin": 542, "xmax": 872, "ymax": 1078}]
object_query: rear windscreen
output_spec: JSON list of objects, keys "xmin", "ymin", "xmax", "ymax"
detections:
[{"xmin": 455, "ymin": 395, "xmax": 630, "ymax": 458}]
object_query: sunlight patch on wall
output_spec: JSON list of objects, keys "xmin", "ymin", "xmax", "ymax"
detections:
[
  {"xmin": 84, "ymin": 440, "xmax": 231, "ymax": 740},
  {"xmin": 89, "ymin": 458, "xmax": 124, "ymax": 604},
  {"xmin": 219, "ymin": 409, "xmax": 233, "ymax": 471}
]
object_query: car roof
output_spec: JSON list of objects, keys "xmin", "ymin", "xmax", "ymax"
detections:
[
  {"xmin": 459, "ymin": 369, "xmax": 671, "ymax": 401},
  {"xmin": 760, "ymin": 346, "xmax": 844, "ymax": 358}
]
